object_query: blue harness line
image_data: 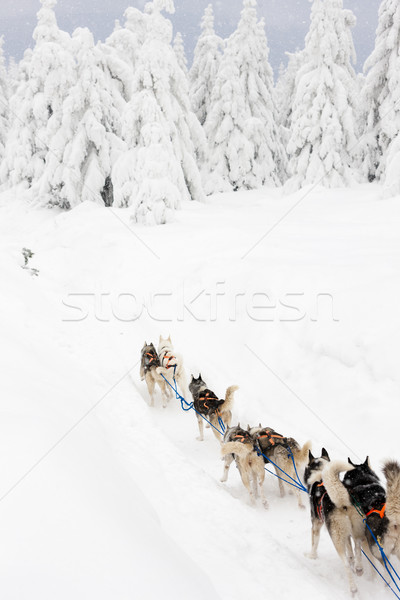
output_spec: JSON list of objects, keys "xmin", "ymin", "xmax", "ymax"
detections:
[
  {"xmin": 160, "ymin": 369, "xmax": 226, "ymax": 435},
  {"xmin": 364, "ymin": 520, "xmax": 400, "ymax": 593},
  {"xmin": 159, "ymin": 369, "xmax": 310, "ymax": 492},
  {"xmin": 361, "ymin": 550, "xmax": 400, "ymax": 600},
  {"xmin": 351, "ymin": 496, "xmax": 400, "ymax": 598},
  {"xmin": 255, "ymin": 445, "xmax": 308, "ymax": 493}
]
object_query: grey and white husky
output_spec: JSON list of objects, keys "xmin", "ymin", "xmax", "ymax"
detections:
[
  {"xmin": 189, "ymin": 374, "xmax": 238, "ymax": 442},
  {"xmin": 140, "ymin": 342, "xmax": 170, "ymax": 408},
  {"xmin": 220, "ymin": 425, "xmax": 268, "ymax": 508},
  {"xmin": 250, "ymin": 425, "xmax": 311, "ymax": 509}
]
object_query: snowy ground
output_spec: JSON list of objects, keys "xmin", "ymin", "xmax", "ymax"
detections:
[{"xmin": 0, "ymin": 184, "xmax": 399, "ymax": 599}]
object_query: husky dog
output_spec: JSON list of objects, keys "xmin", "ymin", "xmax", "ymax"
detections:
[
  {"xmin": 304, "ymin": 449, "xmax": 365, "ymax": 597},
  {"xmin": 220, "ymin": 425, "xmax": 268, "ymax": 508},
  {"xmin": 250, "ymin": 425, "xmax": 311, "ymax": 509},
  {"xmin": 156, "ymin": 335, "xmax": 188, "ymax": 397},
  {"xmin": 189, "ymin": 374, "xmax": 238, "ymax": 442},
  {"xmin": 342, "ymin": 457, "xmax": 400, "ymax": 563},
  {"xmin": 140, "ymin": 342, "xmax": 170, "ymax": 408},
  {"xmin": 382, "ymin": 460, "xmax": 400, "ymax": 560}
]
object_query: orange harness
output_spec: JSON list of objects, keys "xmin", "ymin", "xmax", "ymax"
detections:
[
  {"xmin": 259, "ymin": 432, "xmax": 285, "ymax": 446},
  {"xmin": 366, "ymin": 503, "xmax": 387, "ymax": 519},
  {"xmin": 163, "ymin": 353, "xmax": 176, "ymax": 369},
  {"xmin": 143, "ymin": 349, "xmax": 160, "ymax": 372},
  {"xmin": 232, "ymin": 433, "xmax": 251, "ymax": 444},
  {"xmin": 198, "ymin": 390, "xmax": 219, "ymax": 412},
  {"xmin": 146, "ymin": 352, "xmax": 157, "ymax": 365},
  {"xmin": 257, "ymin": 428, "xmax": 288, "ymax": 450}
]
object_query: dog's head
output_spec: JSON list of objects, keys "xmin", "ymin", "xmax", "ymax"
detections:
[
  {"xmin": 304, "ymin": 448, "xmax": 330, "ymax": 487},
  {"xmin": 141, "ymin": 341, "xmax": 157, "ymax": 355},
  {"xmin": 343, "ymin": 456, "xmax": 380, "ymax": 489},
  {"xmin": 224, "ymin": 424, "xmax": 253, "ymax": 445},
  {"xmin": 189, "ymin": 373, "xmax": 206, "ymax": 394},
  {"xmin": 248, "ymin": 424, "xmax": 263, "ymax": 437},
  {"xmin": 159, "ymin": 335, "xmax": 172, "ymax": 351}
]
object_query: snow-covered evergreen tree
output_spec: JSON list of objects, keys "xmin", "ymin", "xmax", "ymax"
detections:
[
  {"xmin": 173, "ymin": 32, "xmax": 188, "ymax": 76},
  {"xmin": 0, "ymin": 37, "xmax": 9, "ymax": 163},
  {"xmin": 37, "ymin": 28, "xmax": 125, "ymax": 208},
  {"xmin": 275, "ymin": 50, "xmax": 305, "ymax": 143},
  {"xmin": 189, "ymin": 4, "xmax": 223, "ymax": 126},
  {"xmin": 204, "ymin": 0, "xmax": 284, "ymax": 193},
  {"xmin": 113, "ymin": 0, "xmax": 206, "ymax": 223},
  {"xmin": 359, "ymin": 0, "xmax": 400, "ymax": 191},
  {"xmin": 103, "ymin": 7, "xmax": 147, "ymax": 101},
  {"xmin": 286, "ymin": 0, "xmax": 359, "ymax": 190},
  {"xmin": 0, "ymin": 0, "xmax": 74, "ymax": 188}
]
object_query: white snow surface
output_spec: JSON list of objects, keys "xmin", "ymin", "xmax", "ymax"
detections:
[{"xmin": 0, "ymin": 184, "xmax": 399, "ymax": 599}]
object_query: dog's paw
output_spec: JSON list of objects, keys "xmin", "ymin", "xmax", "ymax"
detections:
[
  {"xmin": 298, "ymin": 503, "xmax": 306, "ymax": 510},
  {"xmin": 262, "ymin": 500, "xmax": 269, "ymax": 510},
  {"xmin": 196, "ymin": 436, "xmax": 204, "ymax": 442},
  {"xmin": 355, "ymin": 567, "xmax": 363, "ymax": 577},
  {"xmin": 304, "ymin": 552, "xmax": 317, "ymax": 560}
]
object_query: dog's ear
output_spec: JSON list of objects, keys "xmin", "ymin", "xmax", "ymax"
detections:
[
  {"xmin": 308, "ymin": 450, "xmax": 314, "ymax": 462},
  {"xmin": 348, "ymin": 457, "xmax": 356, "ymax": 467},
  {"xmin": 247, "ymin": 424, "xmax": 250, "ymax": 431},
  {"xmin": 144, "ymin": 340, "xmax": 147, "ymax": 346},
  {"xmin": 168, "ymin": 334, "xmax": 171, "ymax": 341},
  {"xmin": 364, "ymin": 456, "xmax": 370, "ymax": 468},
  {"xmin": 321, "ymin": 448, "xmax": 330, "ymax": 461},
  {"xmin": 199, "ymin": 373, "xmax": 201, "ymax": 379},
  {"xmin": 259, "ymin": 423, "xmax": 262, "ymax": 428}
]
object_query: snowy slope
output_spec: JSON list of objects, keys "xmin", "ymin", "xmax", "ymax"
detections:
[{"xmin": 0, "ymin": 184, "xmax": 399, "ymax": 599}]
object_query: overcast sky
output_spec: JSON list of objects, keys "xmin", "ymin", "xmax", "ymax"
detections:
[{"xmin": 1, "ymin": 0, "xmax": 381, "ymax": 74}]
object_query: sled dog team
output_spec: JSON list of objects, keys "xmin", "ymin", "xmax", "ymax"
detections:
[{"xmin": 140, "ymin": 336, "xmax": 400, "ymax": 597}]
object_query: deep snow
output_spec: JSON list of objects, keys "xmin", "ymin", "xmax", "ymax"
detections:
[{"xmin": 0, "ymin": 184, "xmax": 399, "ymax": 599}]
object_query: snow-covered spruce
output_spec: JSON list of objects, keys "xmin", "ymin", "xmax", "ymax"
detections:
[
  {"xmin": 204, "ymin": 0, "xmax": 284, "ymax": 194},
  {"xmin": 113, "ymin": 0, "xmax": 206, "ymax": 224},
  {"xmin": 275, "ymin": 50, "xmax": 305, "ymax": 149},
  {"xmin": 359, "ymin": 0, "xmax": 400, "ymax": 195},
  {"xmin": 0, "ymin": 0, "xmax": 75, "ymax": 189},
  {"xmin": 189, "ymin": 4, "xmax": 223, "ymax": 126},
  {"xmin": 286, "ymin": 0, "xmax": 359, "ymax": 190},
  {"xmin": 37, "ymin": 28, "xmax": 126, "ymax": 209},
  {"xmin": 0, "ymin": 37, "xmax": 9, "ymax": 165},
  {"xmin": 103, "ymin": 7, "xmax": 148, "ymax": 102},
  {"xmin": 173, "ymin": 32, "xmax": 188, "ymax": 76}
]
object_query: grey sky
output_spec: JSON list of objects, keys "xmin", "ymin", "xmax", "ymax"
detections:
[{"xmin": 1, "ymin": 0, "xmax": 381, "ymax": 74}]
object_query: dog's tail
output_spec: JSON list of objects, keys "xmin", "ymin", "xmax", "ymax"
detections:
[
  {"xmin": 221, "ymin": 441, "xmax": 252, "ymax": 459},
  {"xmin": 223, "ymin": 385, "xmax": 239, "ymax": 411},
  {"xmin": 383, "ymin": 460, "xmax": 400, "ymax": 520},
  {"xmin": 323, "ymin": 461, "xmax": 354, "ymax": 510},
  {"xmin": 293, "ymin": 440, "xmax": 313, "ymax": 465}
]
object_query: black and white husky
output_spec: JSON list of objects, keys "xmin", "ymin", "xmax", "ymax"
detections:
[
  {"xmin": 188, "ymin": 374, "xmax": 238, "ymax": 442},
  {"xmin": 342, "ymin": 457, "xmax": 400, "ymax": 564},
  {"xmin": 304, "ymin": 449, "xmax": 365, "ymax": 597}
]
